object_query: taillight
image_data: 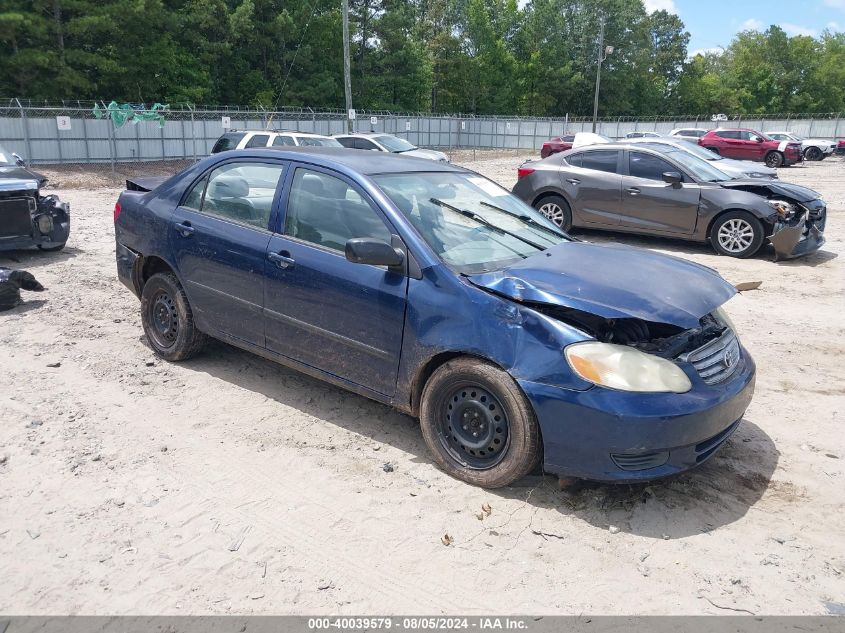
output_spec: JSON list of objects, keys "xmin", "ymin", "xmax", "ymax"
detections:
[
  {"xmin": 113, "ymin": 202, "xmax": 121, "ymax": 223},
  {"xmin": 517, "ymin": 166, "xmax": 535, "ymax": 179}
]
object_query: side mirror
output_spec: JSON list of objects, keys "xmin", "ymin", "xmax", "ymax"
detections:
[
  {"xmin": 11, "ymin": 152, "xmax": 25, "ymax": 167},
  {"xmin": 755, "ymin": 137, "xmax": 763, "ymax": 143},
  {"xmin": 345, "ymin": 238, "xmax": 404, "ymax": 267},
  {"xmin": 661, "ymin": 171, "xmax": 683, "ymax": 187}
]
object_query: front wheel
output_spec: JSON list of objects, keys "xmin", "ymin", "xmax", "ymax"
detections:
[
  {"xmin": 804, "ymin": 146, "xmax": 823, "ymax": 161},
  {"xmin": 764, "ymin": 151, "xmax": 784, "ymax": 168},
  {"xmin": 419, "ymin": 358, "xmax": 541, "ymax": 488},
  {"xmin": 710, "ymin": 211, "xmax": 765, "ymax": 258},
  {"xmin": 140, "ymin": 272, "xmax": 207, "ymax": 361},
  {"xmin": 534, "ymin": 194, "xmax": 573, "ymax": 231},
  {"xmin": 38, "ymin": 243, "xmax": 66, "ymax": 252}
]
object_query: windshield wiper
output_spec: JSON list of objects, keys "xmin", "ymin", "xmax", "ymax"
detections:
[
  {"xmin": 429, "ymin": 198, "xmax": 546, "ymax": 251},
  {"xmin": 479, "ymin": 201, "xmax": 568, "ymax": 240}
]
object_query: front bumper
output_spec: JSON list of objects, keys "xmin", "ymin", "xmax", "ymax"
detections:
[
  {"xmin": 769, "ymin": 208, "xmax": 826, "ymax": 261},
  {"xmin": 520, "ymin": 349, "xmax": 756, "ymax": 482},
  {"xmin": 0, "ymin": 196, "xmax": 70, "ymax": 252}
]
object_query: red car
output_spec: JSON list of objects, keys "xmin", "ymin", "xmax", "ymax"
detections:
[
  {"xmin": 698, "ymin": 128, "xmax": 802, "ymax": 168},
  {"xmin": 540, "ymin": 135, "xmax": 575, "ymax": 158},
  {"xmin": 836, "ymin": 139, "xmax": 845, "ymax": 156}
]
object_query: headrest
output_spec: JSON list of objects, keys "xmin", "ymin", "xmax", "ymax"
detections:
[{"xmin": 209, "ymin": 176, "xmax": 249, "ymax": 198}]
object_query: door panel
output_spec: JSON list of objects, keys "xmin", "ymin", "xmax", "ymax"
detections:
[
  {"xmin": 562, "ymin": 149, "xmax": 622, "ymax": 226},
  {"xmin": 619, "ymin": 152, "xmax": 700, "ymax": 234},
  {"xmin": 263, "ymin": 166, "xmax": 406, "ymax": 396},
  {"xmin": 170, "ymin": 161, "xmax": 285, "ymax": 346}
]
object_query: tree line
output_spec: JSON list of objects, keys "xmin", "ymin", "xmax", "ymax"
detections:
[{"xmin": 2, "ymin": 0, "xmax": 844, "ymax": 116}]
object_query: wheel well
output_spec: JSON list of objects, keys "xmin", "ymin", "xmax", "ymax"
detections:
[
  {"xmin": 706, "ymin": 208, "xmax": 770, "ymax": 239},
  {"xmin": 531, "ymin": 191, "xmax": 569, "ymax": 209},
  {"xmin": 410, "ymin": 351, "xmax": 508, "ymax": 417},
  {"xmin": 134, "ymin": 256, "xmax": 176, "ymax": 293}
]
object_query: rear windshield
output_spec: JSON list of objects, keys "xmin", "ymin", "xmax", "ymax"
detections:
[{"xmin": 211, "ymin": 133, "xmax": 246, "ymax": 153}]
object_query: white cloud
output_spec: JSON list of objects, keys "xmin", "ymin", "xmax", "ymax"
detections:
[
  {"xmin": 688, "ymin": 47, "xmax": 724, "ymax": 58},
  {"xmin": 823, "ymin": 0, "xmax": 845, "ymax": 9},
  {"xmin": 781, "ymin": 22, "xmax": 819, "ymax": 37},
  {"xmin": 827, "ymin": 21, "xmax": 843, "ymax": 31},
  {"xmin": 643, "ymin": 0, "xmax": 678, "ymax": 14},
  {"xmin": 740, "ymin": 18, "xmax": 763, "ymax": 31}
]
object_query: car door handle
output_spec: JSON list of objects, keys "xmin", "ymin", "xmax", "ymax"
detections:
[
  {"xmin": 626, "ymin": 187, "xmax": 640, "ymax": 195},
  {"xmin": 566, "ymin": 178, "xmax": 580, "ymax": 185},
  {"xmin": 175, "ymin": 221, "xmax": 195, "ymax": 237},
  {"xmin": 267, "ymin": 250, "xmax": 295, "ymax": 269}
]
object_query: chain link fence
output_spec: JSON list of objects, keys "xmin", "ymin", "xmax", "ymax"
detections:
[{"xmin": 1, "ymin": 99, "xmax": 843, "ymax": 185}]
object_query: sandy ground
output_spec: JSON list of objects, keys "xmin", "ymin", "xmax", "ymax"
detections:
[{"xmin": 1, "ymin": 154, "xmax": 844, "ymax": 615}]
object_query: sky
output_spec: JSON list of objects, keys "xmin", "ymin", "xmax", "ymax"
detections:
[{"xmin": 642, "ymin": 0, "xmax": 845, "ymax": 56}]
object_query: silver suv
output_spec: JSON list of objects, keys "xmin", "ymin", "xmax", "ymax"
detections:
[{"xmin": 212, "ymin": 130, "xmax": 342, "ymax": 153}]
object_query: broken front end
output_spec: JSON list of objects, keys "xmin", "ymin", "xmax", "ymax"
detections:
[
  {"xmin": 767, "ymin": 198, "xmax": 826, "ymax": 261},
  {"xmin": 0, "ymin": 178, "xmax": 70, "ymax": 252}
]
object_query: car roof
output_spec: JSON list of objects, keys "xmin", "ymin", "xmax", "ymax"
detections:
[
  {"xmin": 333, "ymin": 132, "xmax": 387, "ymax": 138},
  {"xmin": 219, "ymin": 147, "xmax": 461, "ymax": 175}
]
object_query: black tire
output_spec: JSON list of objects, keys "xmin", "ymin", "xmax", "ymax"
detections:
[
  {"xmin": 534, "ymin": 194, "xmax": 573, "ymax": 231},
  {"xmin": 709, "ymin": 211, "xmax": 765, "ymax": 258},
  {"xmin": 140, "ymin": 272, "xmax": 207, "ymax": 361},
  {"xmin": 37, "ymin": 243, "xmax": 66, "ymax": 252},
  {"xmin": 419, "ymin": 357, "xmax": 541, "ymax": 488},
  {"xmin": 804, "ymin": 146, "xmax": 823, "ymax": 161},
  {"xmin": 764, "ymin": 151, "xmax": 783, "ymax": 168}
]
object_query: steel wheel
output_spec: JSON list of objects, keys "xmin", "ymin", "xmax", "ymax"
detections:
[
  {"xmin": 149, "ymin": 290, "xmax": 179, "ymax": 348},
  {"xmin": 717, "ymin": 218, "xmax": 755, "ymax": 254},
  {"xmin": 539, "ymin": 201, "xmax": 565, "ymax": 227},
  {"xmin": 437, "ymin": 385, "xmax": 510, "ymax": 470}
]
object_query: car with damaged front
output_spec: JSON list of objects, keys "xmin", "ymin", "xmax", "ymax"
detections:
[
  {"xmin": 114, "ymin": 147, "xmax": 755, "ymax": 488},
  {"xmin": 0, "ymin": 145, "xmax": 69, "ymax": 252},
  {"xmin": 514, "ymin": 143, "xmax": 826, "ymax": 260}
]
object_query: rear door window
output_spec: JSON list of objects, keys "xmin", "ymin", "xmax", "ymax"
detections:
[
  {"xmin": 211, "ymin": 133, "xmax": 246, "ymax": 153},
  {"xmin": 272, "ymin": 135, "xmax": 296, "ymax": 147},
  {"xmin": 198, "ymin": 162, "xmax": 285, "ymax": 230},
  {"xmin": 335, "ymin": 137, "xmax": 356, "ymax": 148},
  {"xmin": 579, "ymin": 150, "xmax": 620, "ymax": 174},
  {"xmin": 715, "ymin": 130, "xmax": 740, "ymax": 139},
  {"xmin": 245, "ymin": 134, "xmax": 271, "ymax": 148},
  {"xmin": 354, "ymin": 138, "xmax": 379, "ymax": 151}
]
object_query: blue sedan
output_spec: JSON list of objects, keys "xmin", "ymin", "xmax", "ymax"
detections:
[{"xmin": 114, "ymin": 148, "xmax": 755, "ymax": 488}]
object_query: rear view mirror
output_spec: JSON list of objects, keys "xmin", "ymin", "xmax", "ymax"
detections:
[
  {"xmin": 345, "ymin": 238, "xmax": 404, "ymax": 267},
  {"xmin": 662, "ymin": 171, "xmax": 683, "ymax": 187}
]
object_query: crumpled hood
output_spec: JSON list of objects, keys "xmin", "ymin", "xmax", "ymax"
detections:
[
  {"xmin": 0, "ymin": 165, "xmax": 47, "ymax": 188},
  {"xmin": 468, "ymin": 241, "xmax": 736, "ymax": 329},
  {"xmin": 719, "ymin": 179, "xmax": 821, "ymax": 203}
]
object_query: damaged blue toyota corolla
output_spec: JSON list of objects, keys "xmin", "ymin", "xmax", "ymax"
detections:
[{"xmin": 114, "ymin": 148, "xmax": 755, "ymax": 488}]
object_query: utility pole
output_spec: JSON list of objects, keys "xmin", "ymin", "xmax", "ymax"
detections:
[
  {"xmin": 592, "ymin": 14, "xmax": 608, "ymax": 133},
  {"xmin": 342, "ymin": 0, "xmax": 353, "ymax": 133}
]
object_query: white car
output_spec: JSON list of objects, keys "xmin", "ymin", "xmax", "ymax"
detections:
[
  {"xmin": 211, "ymin": 130, "xmax": 343, "ymax": 153},
  {"xmin": 766, "ymin": 131, "xmax": 837, "ymax": 161},
  {"xmin": 571, "ymin": 132, "xmax": 612, "ymax": 148},
  {"xmin": 624, "ymin": 131, "xmax": 661, "ymax": 139},
  {"xmin": 669, "ymin": 128, "xmax": 710, "ymax": 139},
  {"xmin": 333, "ymin": 133, "xmax": 449, "ymax": 162}
]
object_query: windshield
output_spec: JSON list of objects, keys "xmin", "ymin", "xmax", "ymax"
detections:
[
  {"xmin": 375, "ymin": 135, "xmax": 417, "ymax": 153},
  {"xmin": 641, "ymin": 145, "xmax": 733, "ymax": 182},
  {"xmin": 298, "ymin": 136, "xmax": 343, "ymax": 147},
  {"xmin": 373, "ymin": 172, "xmax": 569, "ymax": 274}
]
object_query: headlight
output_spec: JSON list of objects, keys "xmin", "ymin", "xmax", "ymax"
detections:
[
  {"xmin": 712, "ymin": 305, "xmax": 736, "ymax": 333},
  {"xmin": 564, "ymin": 342, "xmax": 692, "ymax": 393},
  {"xmin": 36, "ymin": 214, "xmax": 54, "ymax": 234},
  {"xmin": 766, "ymin": 199, "xmax": 795, "ymax": 217}
]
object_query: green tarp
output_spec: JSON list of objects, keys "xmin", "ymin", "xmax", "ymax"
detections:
[{"xmin": 93, "ymin": 101, "xmax": 169, "ymax": 128}]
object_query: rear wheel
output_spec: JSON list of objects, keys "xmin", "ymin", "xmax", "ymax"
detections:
[
  {"xmin": 804, "ymin": 146, "xmax": 823, "ymax": 161},
  {"xmin": 419, "ymin": 358, "xmax": 541, "ymax": 488},
  {"xmin": 141, "ymin": 272, "xmax": 207, "ymax": 361},
  {"xmin": 534, "ymin": 194, "xmax": 573, "ymax": 231},
  {"xmin": 764, "ymin": 151, "xmax": 784, "ymax": 168},
  {"xmin": 710, "ymin": 211, "xmax": 764, "ymax": 258}
]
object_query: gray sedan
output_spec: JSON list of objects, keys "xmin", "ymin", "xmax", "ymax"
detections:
[{"xmin": 512, "ymin": 143, "xmax": 826, "ymax": 260}]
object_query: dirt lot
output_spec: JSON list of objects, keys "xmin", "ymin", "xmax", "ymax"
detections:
[{"xmin": 1, "ymin": 154, "xmax": 844, "ymax": 615}]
